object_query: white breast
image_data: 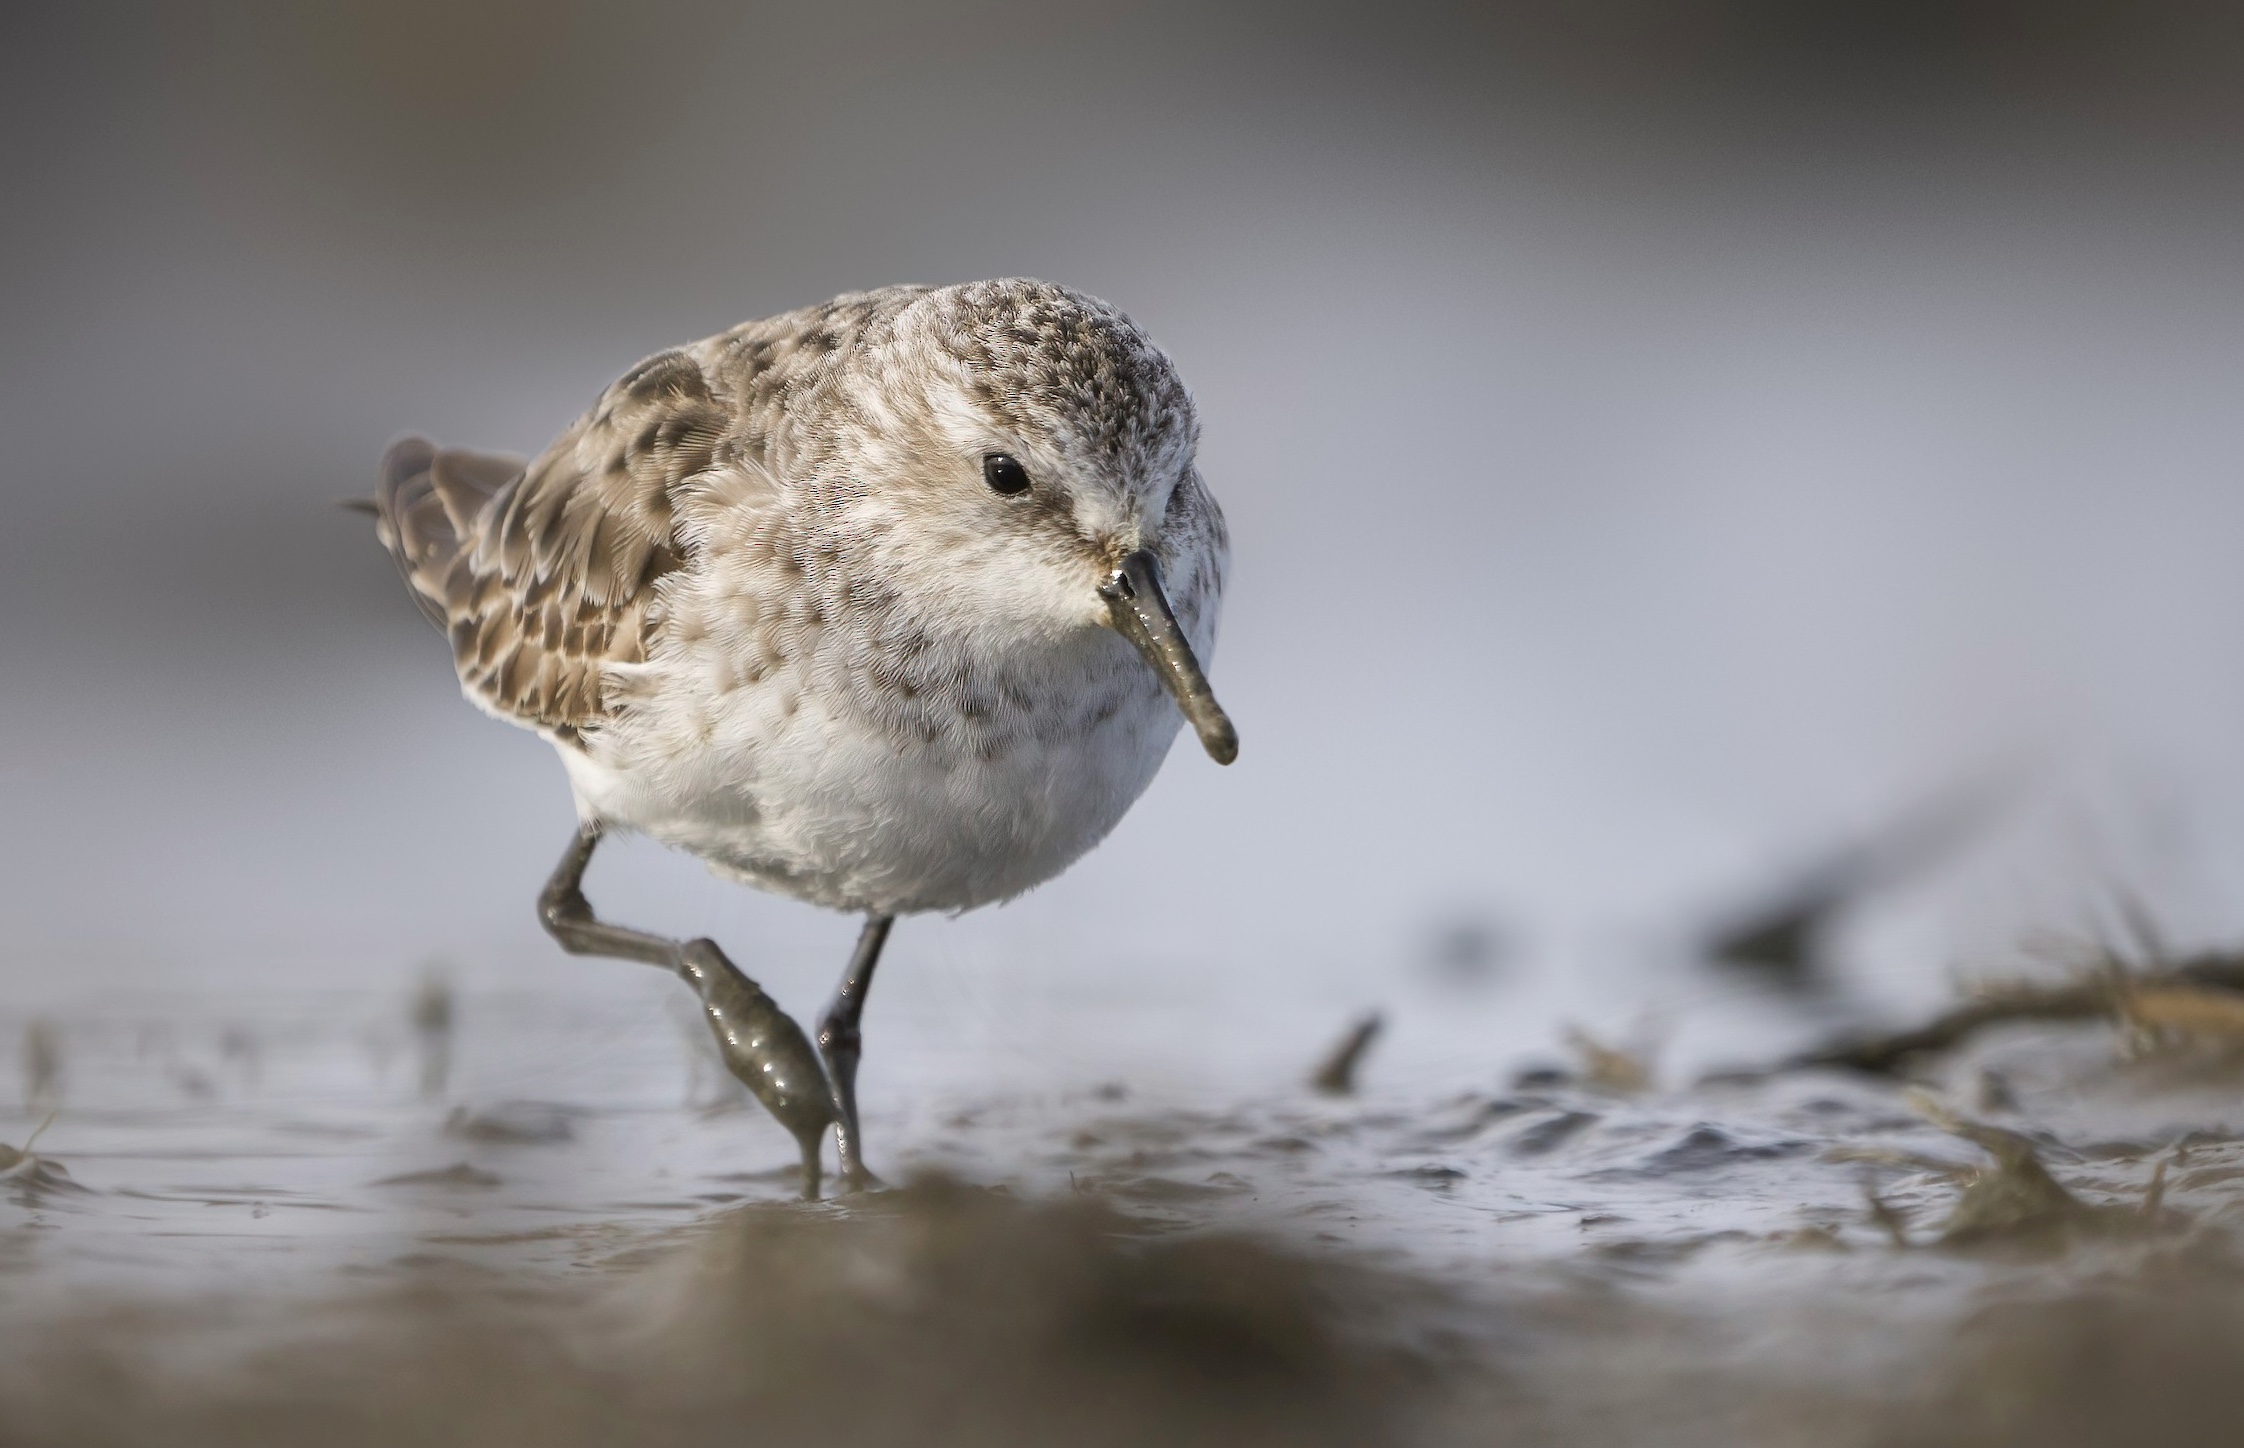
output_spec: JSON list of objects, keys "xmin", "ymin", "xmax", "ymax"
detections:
[{"xmin": 560, "ymin": 620, "xmax": 1188, "ymax": 915}]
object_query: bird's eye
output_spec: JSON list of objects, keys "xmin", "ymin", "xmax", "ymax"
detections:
[{"xmin": 982, "ymin": 453, "xmax": 1031, "ymax": 496}]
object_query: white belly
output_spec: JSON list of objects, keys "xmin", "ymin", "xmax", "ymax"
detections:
[{"xmin": 558, "ymin": 632, "xmax": 1185, "ymax": 915}]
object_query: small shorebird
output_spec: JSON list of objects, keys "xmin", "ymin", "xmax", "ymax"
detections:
[{"xmin": 364, "ymin": 280, "xmax": 1234, "ymax": 1195}]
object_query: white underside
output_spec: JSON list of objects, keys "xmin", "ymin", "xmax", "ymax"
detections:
[{"xmin": 551, "ymin": 637, "xmax": 1185, "ymax": 916}]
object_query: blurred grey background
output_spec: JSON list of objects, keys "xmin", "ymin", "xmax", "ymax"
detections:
[{"xmin": 5, "ymin": 1, "xmax": 2244, "ymax": 1084}]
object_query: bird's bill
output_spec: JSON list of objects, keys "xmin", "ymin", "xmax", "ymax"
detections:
[{"xmin": 1097, "ymin": 549, "xmax": 1238, "ymax": 765}]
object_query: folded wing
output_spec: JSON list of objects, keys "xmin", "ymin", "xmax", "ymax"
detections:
[{"xmin": 370, "ymin": 350, "xmax": 728, "ymax": 743}]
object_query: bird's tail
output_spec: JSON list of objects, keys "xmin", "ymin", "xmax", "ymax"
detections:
[{"xmin": 360, "ymin": 437, "xmax": 525, "ymax": 632}]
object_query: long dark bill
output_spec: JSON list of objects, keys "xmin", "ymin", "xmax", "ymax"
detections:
[{"xmin": 1097, "ymin": 549, "xmax": 1238, "ymax": 764}]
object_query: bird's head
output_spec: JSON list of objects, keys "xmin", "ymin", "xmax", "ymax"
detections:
[{"xmin": 824, "ymin": 279, "xmax": 1235, "ymax": 764}]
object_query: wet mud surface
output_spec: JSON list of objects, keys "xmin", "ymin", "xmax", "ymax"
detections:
[{"xmin": 6, "ymin": 989, "xmax": 2244, "ymax": 1445}]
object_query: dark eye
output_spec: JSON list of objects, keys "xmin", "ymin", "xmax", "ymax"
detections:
[{"xmin": 982, "ymin": 453, "xmax": 1031, "ymax": 496}]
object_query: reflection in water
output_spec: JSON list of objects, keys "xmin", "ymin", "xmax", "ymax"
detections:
[
  {"xmin": 23, "ymin": 1022, "xmax": 60, "ymax": 1111},
  {"xmin": 409, "ymin": 969, "xmax": 453, "ymax": 1100}
]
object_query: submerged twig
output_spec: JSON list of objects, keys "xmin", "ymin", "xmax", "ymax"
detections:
[
  {"xmin": 1790, "ymin": 950, "xmax": 2244, "ymax": 1075},
  {"xmin": 1906, "ymin": 1092, "xmax": 2091, "ymax": 1243},
  {"xmin": 2116, "ymin": 983, "xmax": 2244, "ymax": 1059},
  {"xmin": 1309, "ymin": 1012, "xmax": 1384, "ymax": 1096},
  {"xmin": 1863, "ymin": 1182, "xmax": 1913, "ymax": 1248},
  {"xmin": 1847, "ymin": 1092, "xmax": 2173, "ymax": 1248},
  {"xmin": 410, "ymin": 969, "xmax": 455, "ymax": 1100},
  {"xmin": 0, "ymin": 1112, "xmax": 81, "ymax": 1194},
  {"xmin": 24, "ymin": 1020, "xmax": 60, "ymax": 1107},
  {"xmin": 2141, "ymin": 1154, "xmax": 2170, "ymax": 1222}
]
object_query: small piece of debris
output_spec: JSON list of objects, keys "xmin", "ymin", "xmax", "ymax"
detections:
[
  {"xmin": 1564, "ymin": 1025, "xmax": 1653, "ymax": 1095},
  {"xmin": 1907, "ymin": 1091, "xmax": 2158, "ymax": 1245},
  {"xmin": 1975, "ymin": 1068, "xmax": 2017, "ymax": 1112},
  {"xmin": 1510, "ymin": 1064, "xmax": 1573, "ymax": 1090},
  {"xmin": 2140, "ymin": 1154, "xmax": 2170, "ymax": 1221},
  {"xmin": 1864, "ymin": 1184, "xmax": 1913, "ymax": 1248},
  {"xmin": 1776, "ymin": 1225, "xmax": 1847, "ymax": 1251},
  {"xmin": 24, "ymin": 1020, "xmax": 60, "ymax": 1106},
  {"xmin": 444, "ymin": 1104, "xmax": 579, "ymax": 1145},
  {"xmin": 374, "ymin": 1162, "xmax": 504, "ymax": 1189},
  {"xmin": 411, "ymin": 969, "xmax": 456, "ymax": 1099},
  {"xmin": 2118, "ymin": 983, "xmax": 2244, "ymax": 1061},
  {"xmin": 1309, "ymin": 1012, "xmax": 1383, "ymax": 1096},
  {"xmin": 0, "ymin": 1114, "xmax": 55, "ymax": 1177},
  {"xmin": 0, "ymin": 1115, "xmax": 83, "ymax": 1194},
  {"xmin": 1510, "ymin": 1110, "xmax": 1599, "ymax": 1157},
  {"xmin": 1791, "ymin": 945, "xmax": 2244, "ymax": 1075}
]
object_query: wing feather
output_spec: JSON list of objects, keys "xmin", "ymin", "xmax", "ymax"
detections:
[{"xmin": 370, "ymin": 348, "xmax": 726, "ymax": 742}]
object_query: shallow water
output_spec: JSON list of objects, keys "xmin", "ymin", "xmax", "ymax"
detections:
[{"xmin": 6, "ymin": 979, "xmax": 2244, "ymax": 1444}]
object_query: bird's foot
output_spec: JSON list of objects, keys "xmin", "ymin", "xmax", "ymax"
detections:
[
  {"xmin": 673, "ymin": 938, "xmax": 835, "ymax": 1200},
  {"xmin": 836, "ymin": 1149, "xmax": 886, "ymax": 1195}
]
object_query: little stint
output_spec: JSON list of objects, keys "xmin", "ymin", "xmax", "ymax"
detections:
[{"xmin": 364, "ymin": 280, "xmax": 1234, "ymax": 1195}]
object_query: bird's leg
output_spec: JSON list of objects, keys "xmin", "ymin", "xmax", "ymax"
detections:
[
  {"xmin": 816, "ymin": 913, "xmax": 894, "ymax": 1191},
  {"xmin": 673, "ymin": 940, "xmax": 835, "ymax": 1200},
  {"xmin": 536, "ymin": 823, "xmax": 672, "ymax": 966},
  {"xmin": 537, "ymin": 823, "xmax": 835, "ymax": 1199}
]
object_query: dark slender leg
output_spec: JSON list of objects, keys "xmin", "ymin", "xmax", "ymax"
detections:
[
  {"xmin": 538, "ymin": 823, "xmax": 835, "ymax": 1198},
  {"xmin": 536, "ymin": 824, "xmax": 672, "ymax": 966},
  {"xmin": 817, "ymin": 913, "xmax": 894, "ymax": 1191}
]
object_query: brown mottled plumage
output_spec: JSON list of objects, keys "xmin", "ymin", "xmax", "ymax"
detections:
[
  {"xmin": 373, "ymin": 349, "xmax": 728, "ymax": 740},
  {"xmin": 371, "ymin": 281, "xmax": 1227, "ymax": 913}
]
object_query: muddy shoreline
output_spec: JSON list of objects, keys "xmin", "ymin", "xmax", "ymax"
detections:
[{"xmin": 7, "ymin": 983, "xmax": 2244, "ymax": 1445}]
